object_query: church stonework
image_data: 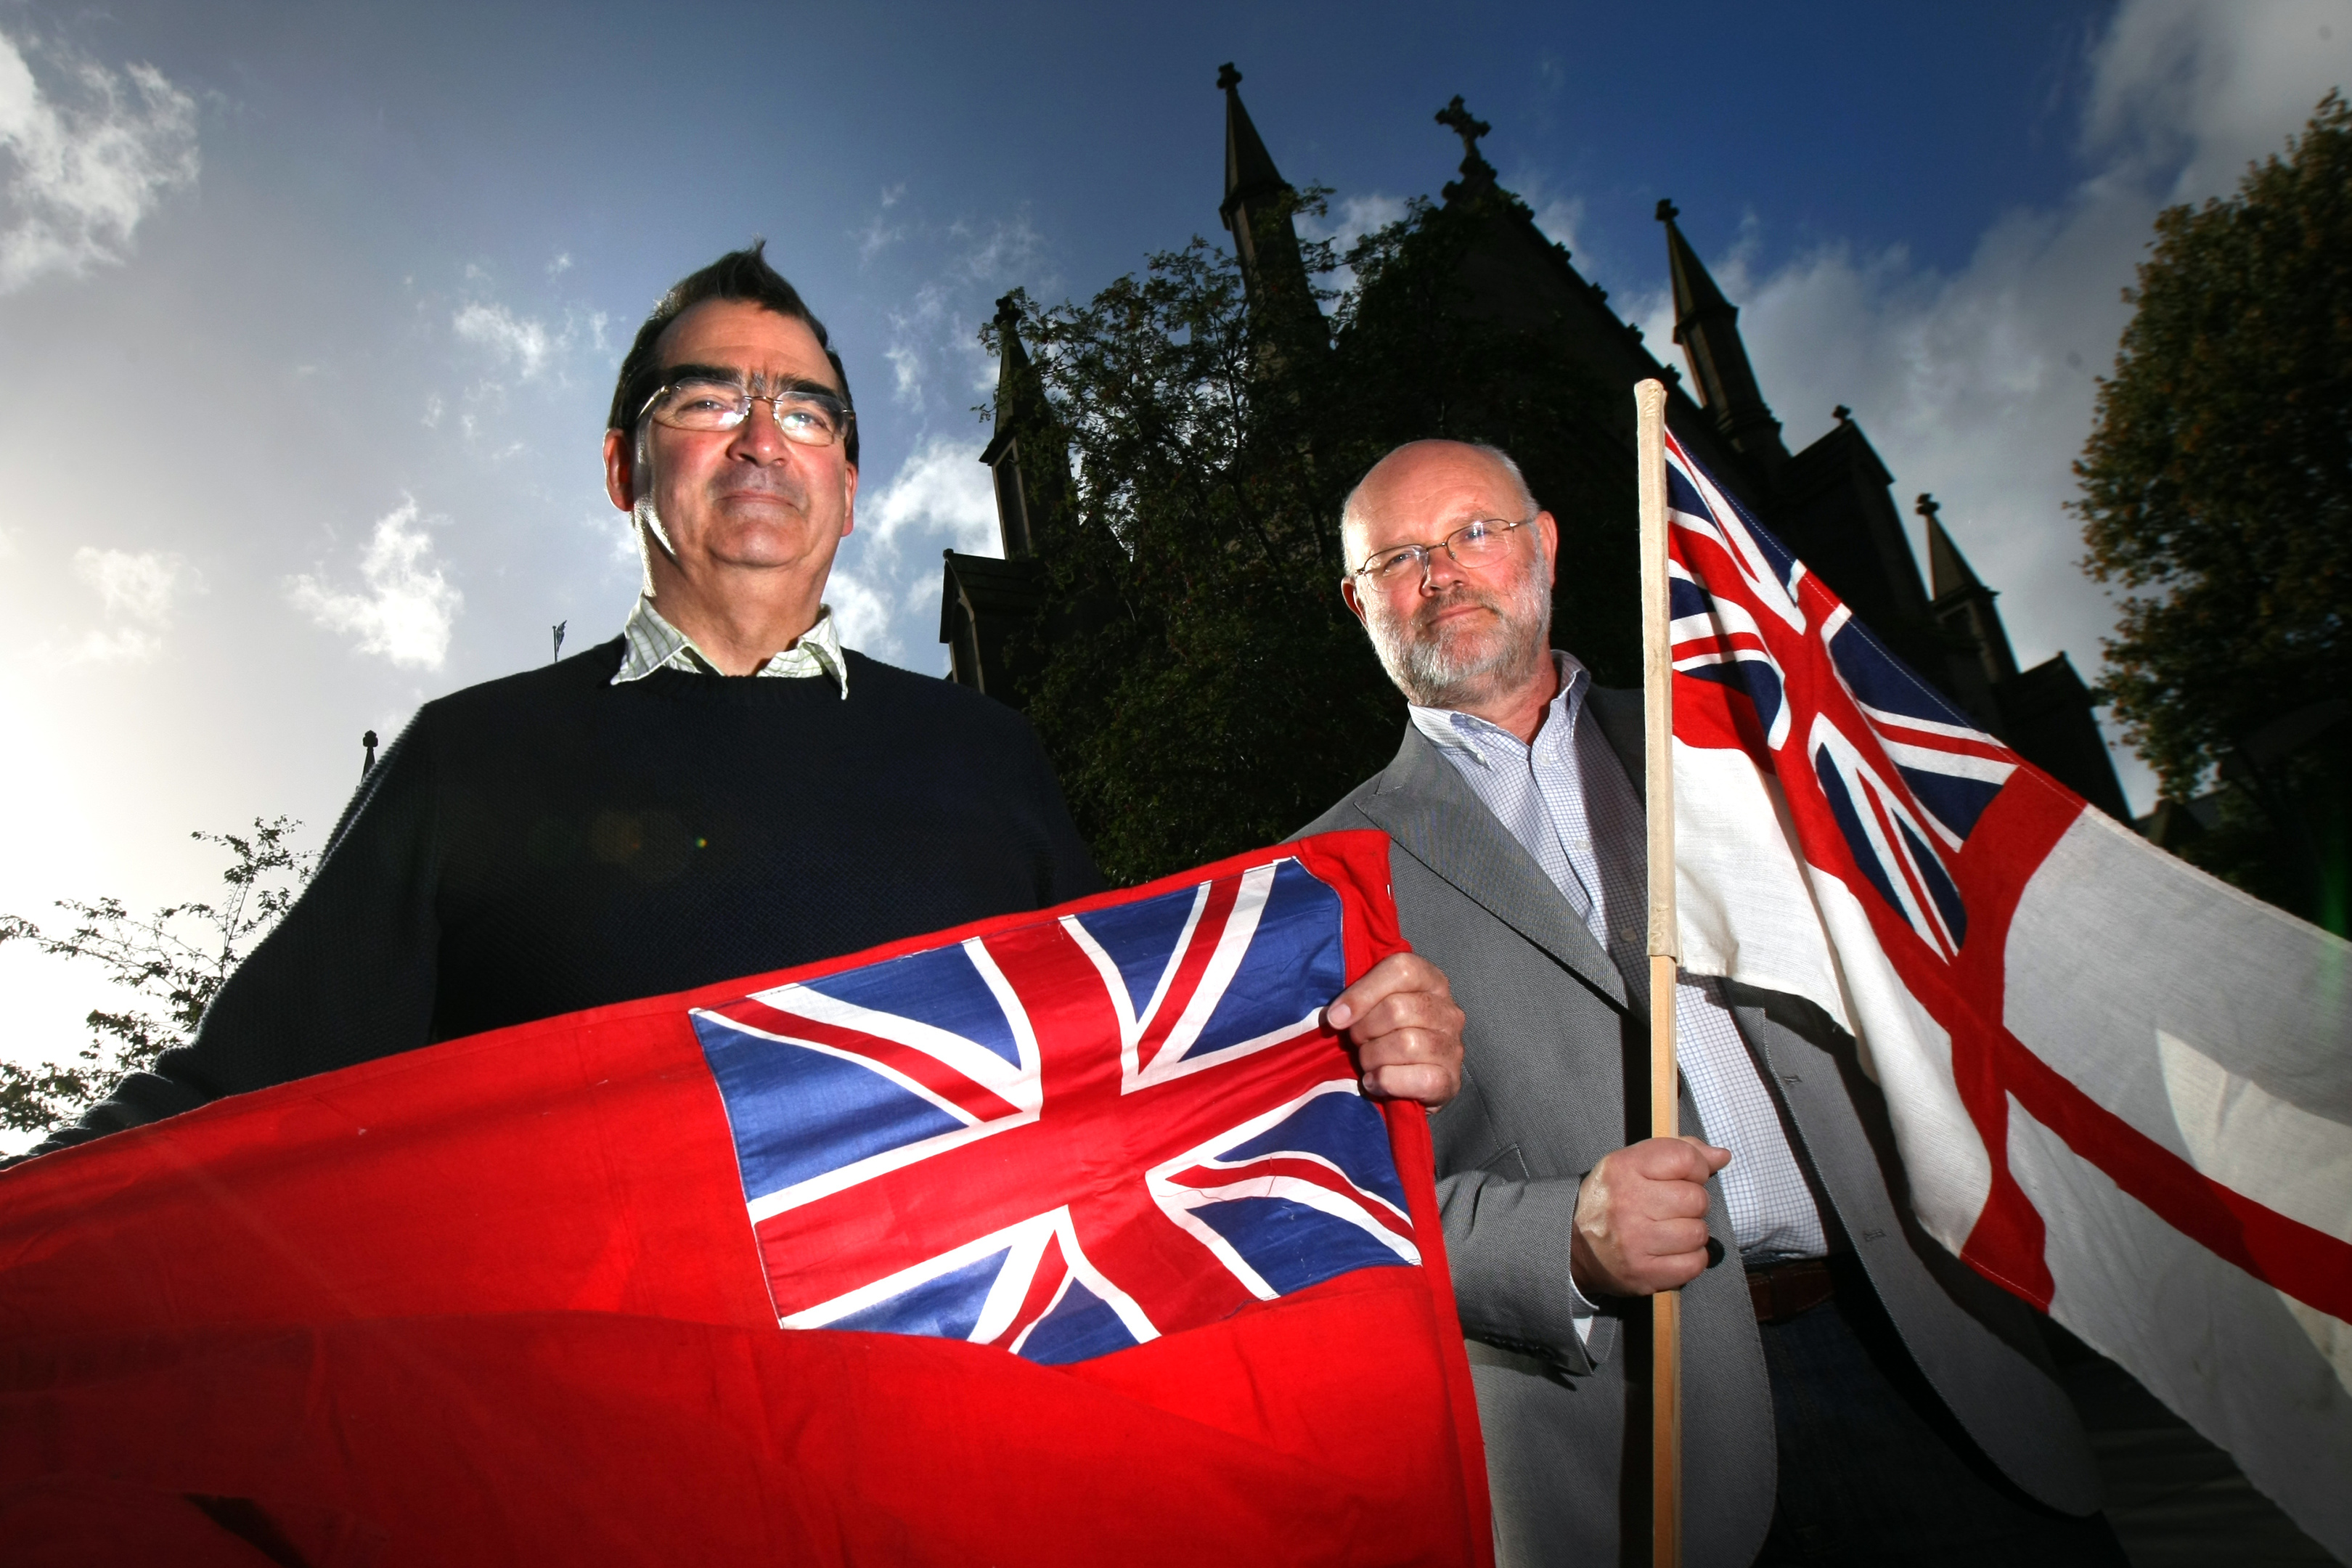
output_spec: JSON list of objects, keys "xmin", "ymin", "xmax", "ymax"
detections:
[{"xmin": 942, "ymin": 70, "xmax": 2131, "ymax": 824}]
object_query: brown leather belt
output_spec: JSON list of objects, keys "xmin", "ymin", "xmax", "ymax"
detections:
[{"xmin": 1748, "ymin": 1257, "xmax": 1837, "ymax": 1323}]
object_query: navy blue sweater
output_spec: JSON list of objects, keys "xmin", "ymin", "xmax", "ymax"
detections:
[{"xmin": 41, "ymin": 640, "xmax": 1101, "ymax": 1153}]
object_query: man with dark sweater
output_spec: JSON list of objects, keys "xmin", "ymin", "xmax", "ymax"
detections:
[{"xmin": 31, "ymin": 246, "xmax": 1462, "ymax": 1156}]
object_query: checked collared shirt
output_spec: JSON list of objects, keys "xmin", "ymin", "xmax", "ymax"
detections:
[
  {"xmin": 1410, "ymin": 653, "xmax": 1828, "ymax": 1320},
  {"xmin": 613, "ymin": 594, "xmax": 850, "ymax": 695}
]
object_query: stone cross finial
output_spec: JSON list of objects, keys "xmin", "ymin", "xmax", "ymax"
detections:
[
  {"xmin": 1656, "ymin": 198, "xmax": 1680, "ymax": 223},
  {"xmin": 1217, "ymin": 62, "xmax": 1242, "ymax": 91},
  {"xmin": 1434, "ymin": 95, "xmax": 1491, "ymax": 161},
  {"xmin": 995, "ymin": 292, "xmax": 1021, "ymax": 327},
  {"xmin": 1915, "ymin": 493, "xmax": 1940, "ymax": 521}
]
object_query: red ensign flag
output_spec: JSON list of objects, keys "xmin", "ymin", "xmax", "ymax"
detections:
[{"xmin": 0, "ymin": 831, "xmax": 1490, "ymax": 1568}]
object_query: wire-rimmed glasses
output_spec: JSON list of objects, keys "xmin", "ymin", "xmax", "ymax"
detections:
[
  {"xmin": 638, "ymin": 376, "xmax": 855, "ymax": 449},
  {"xmin": 1349, "ymin": 515, "xmax": 1537, "ymax": 586}
]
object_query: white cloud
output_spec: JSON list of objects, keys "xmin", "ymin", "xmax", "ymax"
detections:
[
  {"xmin": 0, "ymin": 30, "xmax": 197, "ymax": 293},
  {"xmin": 286, "ymin": 499, "xmax": 463, "ymax": 669},
  {"xmin": 2085, "ymin": 0, "xmax": 2351, "ymax": 200},
  {"xmin": 1304, "ymin": 192, "xmax": 1408, "ymax": 251},
  {"xmin": 0, "ymin": 29, "xmax": 197, "ymax": 293},
  {"xmin": 580, "ymin": 507, "xmax": 642, "ymax": 576},
  {"xmin": 1641, "ymin": 0, "xmax": 2351, "ymax": 814},
  {"xmin": 454, "ymin": 301, "xmax": 555, "ymax": 380},
  {"xmin": 1299, "ymin": 192, "xmax": 1414, "ymax": 307},
  {"xmin": 1492, "ymin": 167, "xmax": 1588, "ymax": 264},
  {"xmin": 873, "ymin": 215, "xmax": 1056, "ymax": 418},
  {"xmin": 452, "ymin": 296, "xmax": 608, "ymax": 384},
  {"xmin": 858, "ymin": 433, "xmax": 1000, "ymax": 558},
  {"xmin": 1527, "ymin": 192, "xmax": 1585, "ymax": 256},
  {"xmin": 857, "ymin": 184, "xmax": 912, "ymax": 261},
  {"xmin": 50, "ymin": 546, "xmax": 200, "ymax": 664},
  {"xmin": 73, "ymin": 545, "xmax": 195, "ymax": 624},
  {"xmin": 823, "ymin": 433, "xmax": 1005, "ymax": 674},
  {"xmin": 56, "ymin": 626, "xmax": 160, "ymax": 663},
  {"xmin": 858, "ymin": 213, "xmax": 902, "ymax": 261},
  {"xmin": 822, "ymin": 566, "xmax": 894, "ymax": 661},
  {"xmin": 886, "ymin": 340, "xmax": 923, "ymax": 406},
  {"xmin": 948, "ymin": 214, "xmax": 1045, "ymax": 286},
  {"xmin": 825, "ymin": 206, "xmax": 1058, "ymax": 671}
]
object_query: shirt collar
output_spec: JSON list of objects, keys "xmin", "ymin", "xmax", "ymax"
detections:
[
  {"xmin": 1407, "ymin": 650, "xmax": 1591, "ymax": 764},
  {"xmin": 611, "ymin": 595, "xmax": 850, "ymax": 697}
]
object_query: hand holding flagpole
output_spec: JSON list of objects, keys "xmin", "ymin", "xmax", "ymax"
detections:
[{"xmin": 1635, "ymin": 377, "xmax": 1682, "ymax": 1568}]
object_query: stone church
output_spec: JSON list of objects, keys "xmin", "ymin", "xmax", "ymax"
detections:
[{"xmin": 939, "ymin": 68, "xmax": 2130, "ymax": 821}]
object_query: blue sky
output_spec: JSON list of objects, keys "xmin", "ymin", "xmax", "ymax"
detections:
[{"xmin": 1, "ymin": 0, "xmax": 2346, "ymax": 1099}]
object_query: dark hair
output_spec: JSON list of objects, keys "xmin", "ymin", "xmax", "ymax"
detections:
[{"xmin": 606, "ymin": 240, "xmax": 857, "ymax": 467}]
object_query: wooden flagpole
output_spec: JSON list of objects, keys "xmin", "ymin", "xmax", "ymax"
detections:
[{"xmin": 1635, "ymin": 377, "xmax": 1682, "ymax": 1568}]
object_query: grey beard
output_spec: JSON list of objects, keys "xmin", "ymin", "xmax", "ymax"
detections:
[{"xmin": 1365, "ymin": 569, "xmax": 1553, "ymax": 711}]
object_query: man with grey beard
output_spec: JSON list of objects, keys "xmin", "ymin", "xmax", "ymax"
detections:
[{"xmin": 1299, "ymin": 440, "xmax": 2122, "ymax": 1567}]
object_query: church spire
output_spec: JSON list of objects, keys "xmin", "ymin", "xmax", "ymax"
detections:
[
  {"xmin": 989, "ymin": 293, "xmax": 1043, "ymax": 444},
  {"xmin": 1919, "ymin": 494, "xmax": 2018, "ymax": 687},
  {"xmin": 979, "ymin": 293, "xmax": 1066, "ymax": 559},
  {"xmin": 1657, "ymin": 199, "xmax": 1789, "ymax": 471},
  {"xmin": 1922, "ymin": 494, "xmax": 1983, "ymax": 599},
  {"xmin": 1216, "ymin": 63, "xmax": 1322, "ymax": 349}
]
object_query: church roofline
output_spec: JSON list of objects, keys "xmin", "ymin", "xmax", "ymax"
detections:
[{"xmin": 1781, "ymin": 408, "xmax": 1888, "ymax": 495}]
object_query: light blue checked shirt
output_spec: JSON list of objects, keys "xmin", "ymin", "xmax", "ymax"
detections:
[{"xmin": 1410, "ymin": 653, "xmax": 1827, "ymax": 1315}]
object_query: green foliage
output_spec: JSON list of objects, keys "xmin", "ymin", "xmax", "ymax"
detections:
[
  {"xmin": 999, "ymin": 187, "xmax": 1619, "ymax": 885},
  {"xmin": 2169, "ymin": 750, "xmax": 2349, "ymax": 928},
  {"xmin": 0, "ymin": 818, "xmax": 312, "ymax": 1137},
  {"xmin": 2076, "ymin": 91, "xmax": 2352, "ymax": 793}
]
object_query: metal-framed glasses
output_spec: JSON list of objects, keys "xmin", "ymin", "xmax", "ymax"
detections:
[
  {"xmin": 638, "ymin": 376, "xmax": 855, "ymax": 449},
  {"xmin": 1349, "ymin": 515, "xmax": 1536, "ymax": 585}
]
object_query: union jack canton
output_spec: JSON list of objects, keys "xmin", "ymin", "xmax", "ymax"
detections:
[
  {"xmin": 690, "ymin": 854, "xmax": 1421, "ymax": 1365},
  {"xmin": 1665, "ymin": 442, "xmax": 2016, "ymax": 960}
]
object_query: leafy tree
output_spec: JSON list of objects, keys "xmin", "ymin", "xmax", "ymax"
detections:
[
  {"xmin": 2075, "ymin": 92, "xmax": 2351, "ymax": 928},
  {"xmin": 0, "ymin": 818, "xmax": 312, "ymax": 1137},
  {"xmin": 1000, "ymin": 185, "xmax": 1618, "ymax": 886}
]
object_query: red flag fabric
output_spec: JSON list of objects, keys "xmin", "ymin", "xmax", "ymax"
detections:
[{"xmin": 0, "ymin": 830, "xmax": 1490, "ymax": 1567}]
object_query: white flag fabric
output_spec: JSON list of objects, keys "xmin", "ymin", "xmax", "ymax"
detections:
[{"xmin": 1661, "ymin": 431, "xmax": 2352, "ymax": 1560}]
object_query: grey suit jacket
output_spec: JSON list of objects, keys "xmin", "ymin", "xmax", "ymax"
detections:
[{"xmin": 1299, "ymin": 692, "xmax": 2099, "ymax": 1567}]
